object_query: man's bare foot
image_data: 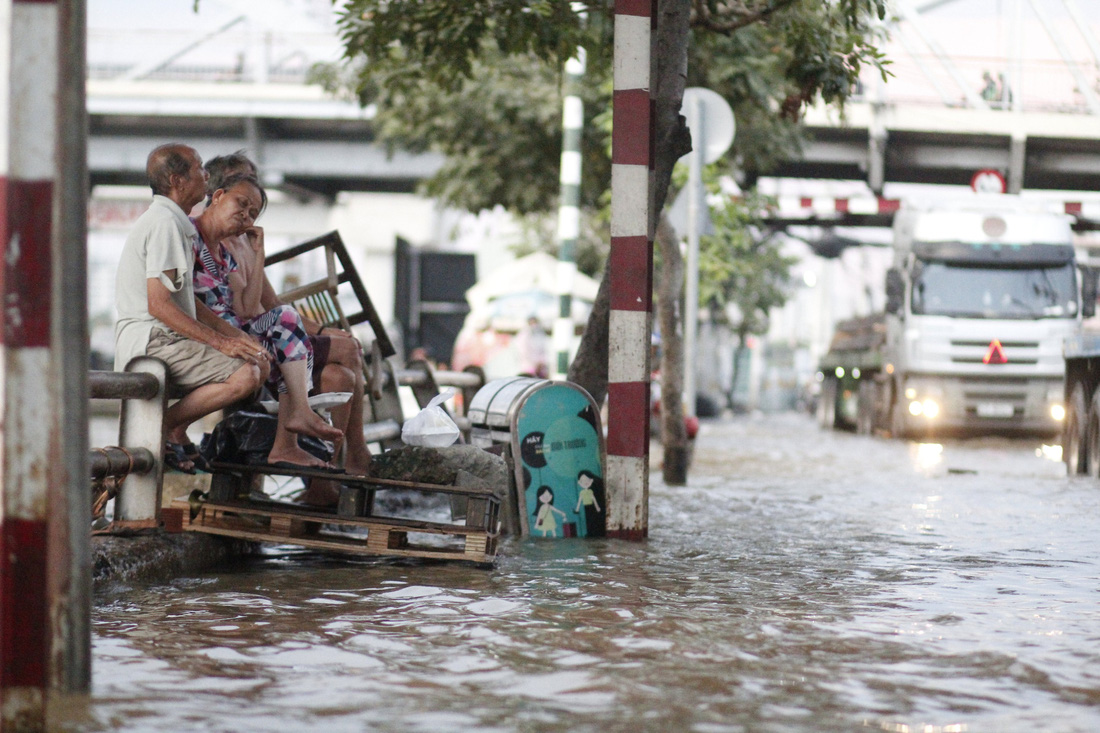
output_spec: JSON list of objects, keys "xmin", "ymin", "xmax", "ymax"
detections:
[
  {"xmin": 345, "ymin": 455, "xmax": 372, "ymax": 477},
  {"xmin": 284, "ymin": 411, "xmax": 343, "ymax": 442},
  {"xmin": 165, "ymin": 427, "xmax": 192, "ymax": 445}
]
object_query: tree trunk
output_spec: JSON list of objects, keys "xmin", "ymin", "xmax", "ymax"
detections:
[
  {"xmin": 567, "ymin": 269, "xmax": 610, "ymax": 405},
  {"xmin": 567, "ymin": 0, "xmax": 692, "ymax": 407},
  {"xmin": 728, "ymin": 327, "xmax": 749, "ymax": 411},
  {"xmin": 656, "ymin": 214, "xmax": 689, "ymax": 484}
]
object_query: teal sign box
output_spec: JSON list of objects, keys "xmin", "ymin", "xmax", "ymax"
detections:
[{"xmin": 513, "ymin": 383, "xmax": 605, "ymax": 538}]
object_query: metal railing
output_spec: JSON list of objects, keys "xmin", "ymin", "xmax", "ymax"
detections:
[
  {"xmin": 366, "ymin": 361, "xmax": 485, "ymax": 442},
  {"xmin": 88, "ymin": 352, "xmax": 487, "ymax": 524},
  {"xmin": 89, "ymin": 357, "xmax": 166, "ymax": 529}
]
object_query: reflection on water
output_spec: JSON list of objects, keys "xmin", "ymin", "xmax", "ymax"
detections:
[
  {"xmin": 68, "ymin": 414, "xmax": 1100, "ymax": 732},
  {"xmin": 913, "ymin": 442, "xmax": 944, "ymax": 474}
]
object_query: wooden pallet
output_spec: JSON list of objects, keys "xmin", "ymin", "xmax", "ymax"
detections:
[{"xmin": 177, "ymin": 462, "xmax": 500, "ymax": 565}]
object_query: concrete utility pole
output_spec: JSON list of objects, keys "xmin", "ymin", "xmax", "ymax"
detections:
[
  {"xmin": 606, "ymin": 0, "xmax": 655, "ymax": 540},
  {"xmin": 553, "ymin": 45, "xmax": 585, "ymax": 379},
  {"xmin": 1, "ymin": 1, "xmax": 89, "ymax": 729},
  {"xmin": 51, "ymin": 0, "xmax": 91, "ymax": 697},
  {"xmin": 682, "ymin": 94, "xmax": 702, "ymax": 420}
]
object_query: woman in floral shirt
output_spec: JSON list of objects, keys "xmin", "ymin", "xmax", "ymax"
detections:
[{"xmin": 192, "ymin": 172, "xmax": 343, "ymax": 470}]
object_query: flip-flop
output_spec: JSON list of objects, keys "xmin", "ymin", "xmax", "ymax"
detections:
[
  {"xmin": 164, "ymin": 442, "xmax": 197, "ymax": 475},
  {"xmin": 180, "ymin": 442, "xmax": 210, "ymax": 473},
  {"xmin": 257, "ymin": 461, "xmax": 346, "ymax": 474}
]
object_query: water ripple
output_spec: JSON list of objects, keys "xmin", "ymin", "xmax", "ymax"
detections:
[{"xmin": 73, "ymin": 414, "xmax": 1100, "ymax": 733}]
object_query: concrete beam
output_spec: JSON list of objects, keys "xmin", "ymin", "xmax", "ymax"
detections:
[
  {"xmin": 89, "ymin": 135, "xmax": 444, "ymax": 182},
  {"xmin": 88, "ymin": 79, "xmax": 375, "ymax": 121}
]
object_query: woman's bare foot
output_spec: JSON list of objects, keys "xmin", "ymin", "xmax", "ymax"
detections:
[
  {"xmin": 283, "ymin": 410, "xmax": 343, "ymax": 442},
  {"xmin": 345, "ymin": 453, "xmax": 372, "ymax": 477},
  {"xmin": 266, "ymin": 444, "xmax": 334, "ymax": 469}
]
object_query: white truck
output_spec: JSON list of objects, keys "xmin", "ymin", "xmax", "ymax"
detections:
[{"xmin": 818, "ymin": 196, "xmax": 1092, "ymax": 439}]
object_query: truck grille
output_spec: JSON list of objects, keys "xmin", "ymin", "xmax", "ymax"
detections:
[
  {"xmin": 950, "ymin": 339, "xmax": 1040, "ymax": 365},
  {"xmin": 951, "ymin": 340, "xmax": 1038, "ymax": 348},
  {"xmin": 964, "ymin": 392, "xmax": 1028, "ymax": 401},
  {"xmin": 952, "ymin": 356, "xmax": 1039, "ymax": 364},
  {"xmin": 959, "ymin": 376, "xmax": 1029, "ymax": 385}
]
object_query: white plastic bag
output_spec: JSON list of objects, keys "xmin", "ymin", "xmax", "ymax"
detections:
[{"xmin": 401, "ymin": 389, "xmax": 460, "ymax": 447}]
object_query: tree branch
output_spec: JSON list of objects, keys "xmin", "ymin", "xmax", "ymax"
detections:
[{"xmin": 691, "ymin": 0, "xmax": 800, "ymax": 34}]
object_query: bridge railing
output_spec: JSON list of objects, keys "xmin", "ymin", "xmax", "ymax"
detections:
[{"xmin": 859, "ymin": 52, "xmax": 1100, "ymax": 116}]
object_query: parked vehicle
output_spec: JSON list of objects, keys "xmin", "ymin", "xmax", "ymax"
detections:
[
  {"xmin": 818, "ymin": 195, "xmax": 1092, "ymax": 438},
  {"xmin": 1059, "ymin": 329, "xmax": 1100, "ymax": 474}
]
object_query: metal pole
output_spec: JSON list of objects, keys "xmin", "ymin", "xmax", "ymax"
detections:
[
  {"xmin": 553, "ymin": 44, "xmax": 585, "ymax": 379},
  {"xmin": 48, "ymin": 0, "xmax": 90, "ymax": 695},
  {"xmin": 1027, "ymin": 0, "xmax": 1100, "ymax": 114},
  {"xmin": 1061, "ymin": 0, "xmax": 1100, "ymax": 69},
  {"xmin": 1012, "ymin": 0, "xmax": 1024, "ymax": 114},
  {"xmin": 0, "ymin": 0, "xmax": 61, "ymax": 727},
  {"xmin": 116, "ymin": 358, "xmax": 167, "ymax": 524},
  {"xmin": 683, "ymin": 95, "xmax": 703, "ymax": 419},
  {"xmin": 897, "ymin": 1, "xmax": 990, "ymax": 110},
  {"xmin": 606, "ymin": 0, "xmax": 654, "ymax": 541}
]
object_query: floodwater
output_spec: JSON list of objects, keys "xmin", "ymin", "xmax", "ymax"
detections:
[{"xmin": 68, "ymin": 413, "xmax": 1100, "ymax": 732}]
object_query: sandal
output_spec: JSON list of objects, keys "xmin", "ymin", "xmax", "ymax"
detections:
[
  {"xmin": 164, "ymin": 442, "xmax": 197, "ymax": 474},
  {"xmin": 180, "ymin": 442, "xmax": 210, "ymax": 473}
]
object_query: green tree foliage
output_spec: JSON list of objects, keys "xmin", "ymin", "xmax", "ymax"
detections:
[
  {"xmin": 327, "ymin": 0, "xmax": 888, "ymax": 224},
  {"xmin": 325, "ymin": 0, "xmax": 888, "ymax": 415},
  {"xmin": 334, "ymin": 1, "xmax": 597, "ymax": 94},
  {"xmin": 698, "ymin": 193, "xmax": 797, "ymax": 340}
]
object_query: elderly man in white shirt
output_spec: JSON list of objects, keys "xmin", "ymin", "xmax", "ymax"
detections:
[{"xmin": 114, "ymin": 143, "xmax": 269, "ymax": 473}]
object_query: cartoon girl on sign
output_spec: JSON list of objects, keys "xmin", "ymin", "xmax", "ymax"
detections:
[{"xmin": 533, "ymin": 486, "xmax": 567, "ymax": 537}]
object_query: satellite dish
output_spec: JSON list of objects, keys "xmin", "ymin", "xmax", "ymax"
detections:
[{"xmin": 680, "ymin": 87, "xmax": 736, "ymax": 165}]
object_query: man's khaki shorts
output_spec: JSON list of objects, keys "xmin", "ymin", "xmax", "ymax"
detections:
[{"xmin": 146, "ymin": 329, "xmax": 246, "ymax": 394}]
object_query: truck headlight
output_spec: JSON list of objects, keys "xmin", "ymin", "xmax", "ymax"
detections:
[
  {"xmin": 909, "ymin": 400, "xmax": 923, "ymax": 416},
  {"xmin": 922, "ymin": 399, "xmax": 940, "ymax": 418},
  {"xmin": 1051, "ymin": 404, "xmax": 1066, "ymax": 421}
]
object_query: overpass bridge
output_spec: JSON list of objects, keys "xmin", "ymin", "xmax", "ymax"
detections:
[{"xmin": 87, "ymin": 0, "xmax": 1100, "ymax": 200}]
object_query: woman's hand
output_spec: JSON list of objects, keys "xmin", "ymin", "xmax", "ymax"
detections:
[{"xmin": 243, "ymin": 226, "xmax": 265, "ymax": 258}]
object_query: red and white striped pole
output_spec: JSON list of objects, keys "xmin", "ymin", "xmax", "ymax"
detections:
[
  {"xmin": 606, "ymin": 0, "xmax": 655, "ymax": 540},
  {"xmin": 1, "ymin": 0, "xmax": 62, "ymax": 727}
]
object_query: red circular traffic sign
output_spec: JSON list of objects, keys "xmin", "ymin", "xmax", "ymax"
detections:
[{"xmin": 970, "ymin": 169, "xmax": 1006, "ymax": 193}]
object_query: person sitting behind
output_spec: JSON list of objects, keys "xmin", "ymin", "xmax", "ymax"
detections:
[
  {"xmin": 514, "ymin": 315, "xmax": 550, "ymax": 379},
  {"xmin": 203, "ymin": 152, "xmax": 374, "ymax": 503},
  {"xmin": 114, "ymin": 143, "xmax": 270, "ymax": 473}
]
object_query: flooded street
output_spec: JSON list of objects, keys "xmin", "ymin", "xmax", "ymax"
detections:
[{"xmin": 73, "ymin": 413, "xmax": 1100, "ymax": 732}]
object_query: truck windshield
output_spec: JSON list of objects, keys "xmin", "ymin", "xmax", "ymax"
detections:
[{"xmin": 911, "ymin": 261, "xmax": 1078, "ymax": 319}]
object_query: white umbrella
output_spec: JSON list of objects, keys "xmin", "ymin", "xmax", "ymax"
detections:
[{"xmin": 465, "ymin": 252, "xmax": 599, "ymax": 312}]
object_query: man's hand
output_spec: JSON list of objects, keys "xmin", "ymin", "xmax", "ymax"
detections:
[
  {"xmin": 320, "ymin": 325, "xmax": 354, "ymax": 339},
  {"xmin": 214, "ymin": 331, "xmax": 271, "ymax": 364}
]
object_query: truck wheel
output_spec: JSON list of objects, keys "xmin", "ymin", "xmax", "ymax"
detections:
[
  {"xmin": 857, "ymin": 380, "xmax": 875, "ymax": 435},
  {"xmin": 1064, "ymin": 384, "xmax": 1088, "ymax": 475},
  {"xmin": 818, "ymin": 377, "xmax": 837, "ymax": 429},
  {"xmin": 1086, "ymin": 390, "xmax": 1100, "ymax": 478}
]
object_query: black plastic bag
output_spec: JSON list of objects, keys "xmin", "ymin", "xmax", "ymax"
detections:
[{"xmin": 199, "ymin": 410, "xmax": 333, "ymax": 466}]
